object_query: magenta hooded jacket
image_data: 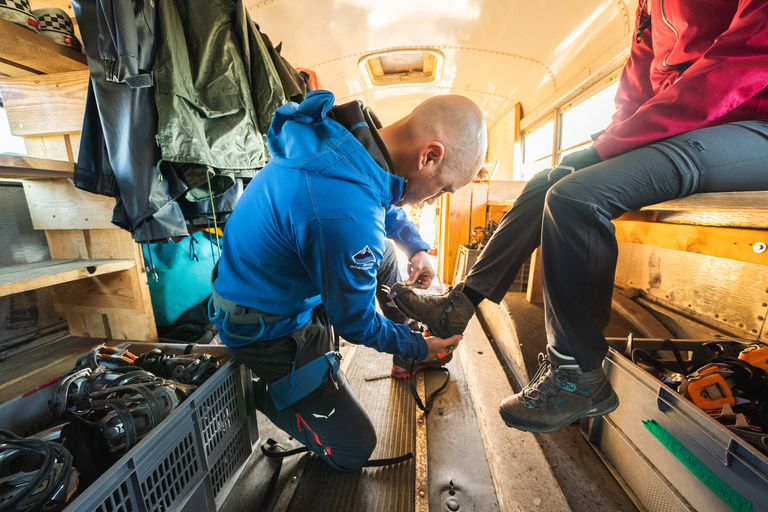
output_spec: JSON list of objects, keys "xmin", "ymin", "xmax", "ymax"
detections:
[{"xmin": 593, "ymin": 0, "xmax": 768, "ymax": 159}]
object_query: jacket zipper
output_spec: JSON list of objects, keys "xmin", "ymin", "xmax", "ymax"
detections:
[{"xmin": 659, "ymin": 0, "xmax": 679, "ymax": 67}]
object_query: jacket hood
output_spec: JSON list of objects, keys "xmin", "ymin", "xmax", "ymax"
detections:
[{"xmin": 267, "ymin": 90, "xmax": 405, "ymax": 207}]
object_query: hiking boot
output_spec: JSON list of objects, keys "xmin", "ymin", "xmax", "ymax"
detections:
[
  {"xmin": 499, "ymin": 345, "xmax": 619, "ymax": 433},
  {"xmin": 388, "ymin": 283, "xmax": 475, "ymax": 339},
  {"xmin": 391, "ymin": 352, "xmax": 453, "ymax": 379}
]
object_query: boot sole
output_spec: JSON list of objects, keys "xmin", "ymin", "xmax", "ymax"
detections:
[{"xmin": 499, "ymin": 393, "xmax": 620, "ymax": 433}]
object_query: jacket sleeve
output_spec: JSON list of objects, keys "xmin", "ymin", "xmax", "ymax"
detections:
[
  {"xmin": 384, "ymin": 206, "xmax": 430, "ymax": 260},
  {"xmin": 96, "ymin": 0, "xmax": 152, "ymax": 87},
  {"xmin": 297, "ymin": 215, "xmax": 428, "ymax": 361},
  {"xmin": 593, "ymin": 0, "xmax": 768, "ymax": 159}
]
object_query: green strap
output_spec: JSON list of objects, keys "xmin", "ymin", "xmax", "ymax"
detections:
[{"xmin": 643, "ymin": 419, "xmax": 753, "ymax": 512}]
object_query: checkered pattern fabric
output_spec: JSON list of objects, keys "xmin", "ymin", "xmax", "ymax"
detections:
[
  {"xmin": 0, "ymin": 0, "xmax": 34, "ymax": 16},
  {"xmin": 37, "ymin": 11, "xmax": 74, "ymax": 35}
]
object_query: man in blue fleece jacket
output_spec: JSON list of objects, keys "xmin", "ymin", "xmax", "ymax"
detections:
[{"xmin": 212, "ymin": 90, "xmax": 486, "ymax": 470}]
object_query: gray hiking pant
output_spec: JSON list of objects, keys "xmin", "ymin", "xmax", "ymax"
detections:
[{"xmin": 464, "ymin": 121, "xmax": 768, "ymax": 371}]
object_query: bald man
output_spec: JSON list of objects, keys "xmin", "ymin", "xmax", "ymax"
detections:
[{"xmin": 211, "ymin": 90, "xmax": 486, "ymax": 471}]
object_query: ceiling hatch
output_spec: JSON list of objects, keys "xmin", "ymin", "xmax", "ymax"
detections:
[{"xmin": 359, "ymin": 49, "xmax": 444, "ymax": 87}]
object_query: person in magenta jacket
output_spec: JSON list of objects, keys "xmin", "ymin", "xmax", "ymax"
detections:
[{"xmin": 392, "ymin": 0, "xmax": 768, "ymax": 434}]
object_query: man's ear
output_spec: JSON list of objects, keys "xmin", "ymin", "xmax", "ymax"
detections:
[{"xmin": 418, "ymin": 142, "xmax": 445, "ymax": 170}]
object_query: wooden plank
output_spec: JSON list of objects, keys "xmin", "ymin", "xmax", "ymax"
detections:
[
  {"xmin": 0, "ymin": 335, "xmax": 99, "ymax": 403},
  {"xmin": 67, "ymin": 132, "xmax": 81, "ymax": 157},
  {"xmin": 613, "ymin": 220, "xmax": 768, "ymax": 266},
  {"xmin": 106, "ymin": 311, "xmax": 153, "ymax": 341},
  {"xmin": 656, "ymin": 210, "xmax": 768, "ymax": 229},
  {"xmin": 642, "ymin": 191, "xmax": 768, "ymax": 212},
  {"xmin": 0, "ymin": 258, "xmax": 135, "ymax": 297},
  {"xmin": 437, "ymin": 194, "xmax": 451, "ymax": 283},
  {"xmin": 525, "ymin": 248, "xmax": 544, "ymax": 304},
  {"xmin": 81, "ymin": 313, "xmax": 107, "ymax": 338},
  {"xmin": 0, "ymin": 154, "xmax": 75, "ymax": 180},
  {"xmin": 444, "ymin": 185, "xmax": 473, "ymax": 285},
  {"xmin": 615, "ymin": 242, "xmax": 768, "ymax": 338},
  {"xmin": 45, "ymin": 229, "xmax": 87, "ymax": 259},
  {"xmin": 0, "ymin": 60, "xmax": 35, "ymax": 79},
  {"xmin": 23, "ymin": 179, "xmax": 117, "ymax": 230},
  {"xmin": 87, "ymin": 229, "xmax": 136, "ymax": 260},
  {"xmin": 50, "ymin": 269, "xmax": 141, "ymax": 314},
  {"xmin": 0, "ymin": 70, "xmax": 88, "ymax": 136},
  {"xmin": 0, "ymin": 17, "xmax": 86, "ymax": 76},
  {"xmin": 23, "ymin": 135, "xmax": 72, "ymax": 161}
]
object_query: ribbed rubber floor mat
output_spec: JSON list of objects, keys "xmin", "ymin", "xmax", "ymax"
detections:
[{"xmin": 286, "ymin": 348, "xmax": 415, "ymax": 512}]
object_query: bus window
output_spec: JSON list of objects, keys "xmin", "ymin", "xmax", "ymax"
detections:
[
  {"xmin": 557, "ymin": 82, "xmax": 619, "ymax": 162},
  {"xmin": 520, "ymin": 119, "xmax": 554, "ymax": 180}
]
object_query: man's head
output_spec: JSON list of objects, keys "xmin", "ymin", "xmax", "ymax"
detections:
[{"xmin": 378, "ymin": 95, "xmax": 487, "ymax": 207}]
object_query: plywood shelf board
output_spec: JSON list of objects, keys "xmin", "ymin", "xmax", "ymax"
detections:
[
  {"xmin": 0, "ymin": 17, "xmax": 87, "ymax": 76},
  {"xmin": 0, "ymin": 258, "xmax": 136, "ymax": 297},
  {"xmin": 0, "ymin": 154, "xmax": 75, "ymax": 179},
  {"xmin": 0, "ymin": 335, "xmax": 102, "ymax": 404},
  {"xmin": 0, "ymin": 70, "xmax": 88, "ymax": 136},
  {"xmin": 642, "ymin": 191, "xmax": 768, "ymax": 212}
]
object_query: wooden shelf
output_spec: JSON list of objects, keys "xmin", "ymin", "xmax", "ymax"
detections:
[
  {"xmin": 0, "ymin": 154, "xmax": 75, "ymax": 179},
  {"xmin": 0, "ymin": 17, "xmax": 87, "ymax": 77},
  {"xmin": 642, "ymin": 191, "xmax": 768, "ymax": 212},
  {"xmin": 0, "ymin": 335, "xmax": 102, "ymax": 403},
  {"xmin": 0, "ymin": 258, "xmax": 136, "ymax": 297}
]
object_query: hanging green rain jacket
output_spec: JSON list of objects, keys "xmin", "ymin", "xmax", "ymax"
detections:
[{"xmin": 153, "ymin": 0, "xmax": 286, "ymax": 201}]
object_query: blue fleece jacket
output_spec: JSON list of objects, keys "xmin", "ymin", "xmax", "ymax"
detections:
[{"xmin": 213, "ymin": 90, "xmax": 429, "ymax": 360}]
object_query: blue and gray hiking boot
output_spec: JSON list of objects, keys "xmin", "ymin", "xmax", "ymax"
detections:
[{"xmin": 499, "ymin": 345, "xmax": 619, "ymax": 433}]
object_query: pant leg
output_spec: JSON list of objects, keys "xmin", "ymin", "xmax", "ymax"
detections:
[
  {"xmin": 542, "ymin": 120, "xmax": 768, "ymax": 371},
  {"xmin": 376, "ymin": 241, "xmax": 410, "ymax": 324},
  {"xmin": 464, "ymin": 168, "xmax": 555, "ymax": 303},
  {"xmin": 229, "ymin": 309, "xmax": 376, "ymax": 471}
]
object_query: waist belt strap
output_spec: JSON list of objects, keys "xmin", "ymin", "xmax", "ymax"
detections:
[
  {"xmin": 210, "ymin": 260, "xmax": 294, "ymax": 325},
  {"xmin": 269, "ymin": 352, "xmax": 340, "ymax": 410}
]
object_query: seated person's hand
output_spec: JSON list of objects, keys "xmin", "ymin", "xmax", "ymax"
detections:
[
  {"xmin": 407, "ymin": 250, "xmax": 435, "ymax": 289},
  {"xmin": 548, "ymin": 146, "xmax": 602, "ymax": 184},
  {"xmin": 425, "ymin": 334, "xmax": 462, "ymax": 356}
]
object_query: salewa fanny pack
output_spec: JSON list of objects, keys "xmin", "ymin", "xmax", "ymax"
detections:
[{"xmin": 268, "ymin": 352, "xmax": 340, "ymax": 410}]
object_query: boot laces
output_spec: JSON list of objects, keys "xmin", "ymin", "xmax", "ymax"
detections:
[{"xmin": 520, "ymin": 354, "xmax": 573, "ymax": 406}]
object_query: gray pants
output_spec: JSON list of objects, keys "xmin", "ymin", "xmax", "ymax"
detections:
[
  {"xmin": 229, "ymin": 241, "xmax": 405, "ymax": 470},
  {"xmin": 465, "ymin": 121, "xmax": 768, "ymax": 371}
]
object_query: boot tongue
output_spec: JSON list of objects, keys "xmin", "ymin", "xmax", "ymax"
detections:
[{"xmin": 546, "ymin": 345, "xmax": 581, "ymax": 371}]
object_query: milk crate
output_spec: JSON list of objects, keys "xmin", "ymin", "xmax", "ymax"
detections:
[
  {"xmin": 582, "ymin": 347, "xmax": 768, "ymax": 512},
  {"xmin": 0, "ymin": 343, "xmax": 258, "ymax": 512}
]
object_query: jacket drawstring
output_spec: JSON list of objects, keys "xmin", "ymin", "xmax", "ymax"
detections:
[{"xmin": 206, "ymin": 168, "xmax": 221, "ymax": 260}]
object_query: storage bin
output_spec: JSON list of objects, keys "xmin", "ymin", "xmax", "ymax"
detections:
[
  {"xmin": 0, "ymin": 342, "xmax": 258, "ymax": 512},
  {"xmin": 582, "ymin": 348, "xmax": 768, "ymax": 512}
]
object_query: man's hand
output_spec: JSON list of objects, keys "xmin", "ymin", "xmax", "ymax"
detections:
[
  {"xmin": 425, "ymin": 334, "xmax": 462, "ymax": 355},
  {"xmin": 406, "ymin": 250, "xmax": 435, "ymax": 289}
]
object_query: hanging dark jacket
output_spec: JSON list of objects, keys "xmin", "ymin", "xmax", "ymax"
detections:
[
  {"xmin": 72, "ymin": 0, "xmax": 189, "ymax": 242},
  {"xmin": 153, "ymin": 0, "xmax": 286, "ymax": 201},
  {"xmin": 259, "ymin": 29, "xmax": 309, "ymax": 103}
]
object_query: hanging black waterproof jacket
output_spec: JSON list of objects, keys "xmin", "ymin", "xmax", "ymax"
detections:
[{"xmin": 72, "ymin": 0, "xmax": 189, "ymax": 242}]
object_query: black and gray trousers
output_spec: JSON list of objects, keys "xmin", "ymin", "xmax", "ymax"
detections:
[{"xmin": 464, "ymin": 121, "xmax": 768, "ymax": 372}]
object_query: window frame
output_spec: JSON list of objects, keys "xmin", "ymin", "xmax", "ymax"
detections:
[{"xmin": 518, "ymin": 68, "xmax": 623, "ymax": 176}]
